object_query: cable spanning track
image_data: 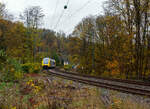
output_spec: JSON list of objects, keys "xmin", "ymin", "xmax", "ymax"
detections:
[
  {"xmin": 50, "ymin": 0, "xmax": 60, "ymax": 29},
  {"xmin": 60, "ymin": 0, "xmax": 93, "ymax": 33},
  {"xmin": 66, "ymin": 0, "xmax": 70, "ymax": 6},
  {"xmin": 51, "ymin": 0, "xmax": 102, "ymax": 33},
  {"xmin": 53, "ymin": 0, "xmax": 98, "ymax": 33},
  {"xmin": 69, "ymin": 0, "xmax": 91, "ymax": 18},
  {"xmin": 47, "ymin": 69, "xmax": 150, "ymax": 97},
  {"xmin": 53, "ymin": 0, "xmax": 70, "ymax": 30},
  {"xmin": 53, "ymin": 9, "xmax": 65, "ymax": 30}
]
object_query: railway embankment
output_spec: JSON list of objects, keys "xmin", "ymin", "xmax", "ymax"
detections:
[{"xmin": 0, "ymin": 72, "xmax": 150, "ymax": 109}]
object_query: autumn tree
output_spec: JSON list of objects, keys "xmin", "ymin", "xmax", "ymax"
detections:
[
  {"xmin": 0, "ymin": 3, "xmax": 6, "ymax": 19},
  {"xmin": 68, "ymin": 0, "xmax": 150, "ymax": 79},
  {"xmin": 20, "ymin": 6, "xmax": 44, "ymax": 29},
  {"xmin": 103, "ymin": 0, "xmax": 150, "ymax": 79},
  {"xmin": 20, "ymin": 6, "xmax": 45, "ymax": 62}
]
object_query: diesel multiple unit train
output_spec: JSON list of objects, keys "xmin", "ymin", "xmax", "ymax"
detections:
[{"xmin": 42, "ymin": 58, "xmax": 56, "ymax": 69}]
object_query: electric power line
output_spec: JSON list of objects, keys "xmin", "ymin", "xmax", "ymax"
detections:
[
  {"xmin": 53, "ymin": 0, "xmax": 70, "ymax": 30},
  {"xmin": 53, "ymin": 0, "xmax": 101, "ymax": 32},
  {"xmin": 69, "ymin": 0, "xmax": 91, "ymax": 18},
  {"xmin": 64, "ymin": 0, "xmax": 103, "ymax": 34},
  {"xmin": 53, "ymin": 9, "xmax": 65, "ymax": 30},
  {"xmin": 66, "ymin": 0, "xmax": 70, "ymax": 6},
  {"xmin": 58, "ymin": 0, "xmax": 92, "ymax": 31},
  {"xmin": 50, "ymin": 0, "xmax": 60, "ymax": 29}
]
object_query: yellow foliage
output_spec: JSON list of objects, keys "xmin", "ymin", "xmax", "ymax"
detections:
[
  {"xmin": 0, "ymin": 29, "xmax": 2, "ymax": 36},
  {"xmin": 110, "ymin": 98, "xmax": 122, "ymax": 109},
  {"xmin": 106, "ymin": 60, "xmax": 120, "ymax": 76},
  {"xmin": 11, "ymin": 107, "xmax": 16, "ymax": 109},
  {"xmin": 26, "ymin": 79, "xmax": 41, "ymax": 94},
  {"xmin": 106, "ymin": 60, "xmax": 119, "ymax": 69}
]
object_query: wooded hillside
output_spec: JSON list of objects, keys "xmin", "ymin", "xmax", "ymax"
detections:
[{"xmin": 0, "ymin": 0, "xmax": 150, "ymax": 81}]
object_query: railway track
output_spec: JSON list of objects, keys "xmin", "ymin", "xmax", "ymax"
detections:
[{"xmin": 48, "ymin": 69, "xmax": 150, "ymax": 97}]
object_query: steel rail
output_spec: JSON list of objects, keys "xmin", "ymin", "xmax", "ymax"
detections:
[
  {"xmin": 54, "ymin": 68, "xmax": 150, "ymax": 86},
  {"xmin": 48, "ymin": 69, "xmax": 150, "ymax": 97}
]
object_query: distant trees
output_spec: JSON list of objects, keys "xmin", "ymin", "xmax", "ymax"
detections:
[
  {"xmin": 20, "ymin": 6, "xmax": 45, "ymax": 62},
  {"xmin": 68, "ymin": 0, "xmax": 150, "ymax": 80},
  {"xmin": 0, "ymin": 3, "xmax": 14, "ymax": 21},
  {"xmin": 103, "ymin": 0, "xmax": 150, "ymax": 79},
  {"xmin": 0, "ymin": 2, "xmax": 70, "ymax": 81},
  {"xmin": 0, "ymin": 3, "xmax": 6, "ymax": 19},
  {"xmin": 20, "ymin": 6, "xmax": 45, "ymax": 29},
  {"xmin": 0, "ymin": 4, "xmax": 68, "ymax": 65},
  {"xmin": 1, "ymin": 0, "xmax": 150, "ymax": 80}
]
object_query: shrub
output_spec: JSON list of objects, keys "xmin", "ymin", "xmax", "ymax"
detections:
[
  {"xmin": 22, "ymin": 63, "xmax": 41, "ymax": 73},
  {"xmin": 32, "ymin": 63, "xmax": 41, "ymax": 73},
  {"xmin": 64, "ymin": 64, "xmax": 72, "ymax": 70},
  {"xmin": 22, "ymin": 63, "xmax": 30, "ymax": 73},
  {"xmin": 0, "ymin": 49, "xmax": 7, "ymax": 71},
  {"xmin": 1, "ymin": 58, "xmax": 23, "ymax": 82}
]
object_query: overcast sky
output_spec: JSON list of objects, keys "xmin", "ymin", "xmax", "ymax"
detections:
[{"xmin": 0, "ymin": 0, "xmax": 106, "ymax": 34}]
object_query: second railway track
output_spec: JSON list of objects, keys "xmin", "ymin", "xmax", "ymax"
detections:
[{"xmin": 47, "ymin": 69, "xmax": 150, "ymax": 97}]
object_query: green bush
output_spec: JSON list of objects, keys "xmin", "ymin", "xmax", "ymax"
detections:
[
  {"xmin": 32, "ymin": 63, "xmax": 41, "ymax": 73},
  {"xmin": 64, "ymin": 64, "xmax": 72, "ymax": 70},
  {"xmin": 0, "ymin": 58, "xmax": 23, "ymax": 82},
  {"xmin": 0, "ymin": 49, "xmax": 7, "ymax": 71},
  {"xmin": 22, "ymin": 63, "xmax": 41, "ymax": 73},
  {"xmin": 22, "ymin": 63, "xmax": 30, "ymax": 73}
]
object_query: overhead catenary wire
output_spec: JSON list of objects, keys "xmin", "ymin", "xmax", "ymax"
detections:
[
  {"xmin": 66, "ymin": 0, "xmax": 70, "ymax": 6},
  {"xmin": 69, "ymin": 0, "xmax": 91, "ymax": 18},
  {"xmin": 64, "ymin": 0, "xmax": 103, "ymax": 34},
  {"xmin": 53, "ymin": 9, "xmax": 65, "ymax": 30},
  {"xmin": 53, "ymin": 0, "xmax": 102, "ymax": 33},
  {"xmin": 64, "ymin": 1, "xmax": 94, "ymax": 33},
  {"xmin": 50, "ymin": 0, "xmax": 60, "ymax": 29},
  {"xmin": 53, "ymin": 0, "xmax": 70, "ymax": 30},
  {"xmin": 58, "ymin": 0, "xmax": 92, "ymax": 32}
]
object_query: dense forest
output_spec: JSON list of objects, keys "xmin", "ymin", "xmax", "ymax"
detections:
[
  {"xmin": 0, "ymin": 0, "xmax": 150, "ymax": 81},
  {"xmin": 72, "ymin": 0, "xmax": 150, "ymax": 80},
  {"xmin": 0, "ymin": 3, "xmax": 70, "ymax": 81}
]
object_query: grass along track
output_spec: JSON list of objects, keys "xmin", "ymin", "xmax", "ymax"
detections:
[
  {"xmin": 47, "ymin": 69, "xmax": 150, "ymax": 97},
  {"xmin": 54, "ymin": 68, "xmax": 150, "ymax": 86}
]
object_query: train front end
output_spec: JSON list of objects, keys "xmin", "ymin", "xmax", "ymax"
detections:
[
  {"xmin": 42, "ymin": 58, "xmax": 56, "ymax": 69},
  {"xmin": 42, "ymin": 58, "xmax": 50, "ymax": 69}
]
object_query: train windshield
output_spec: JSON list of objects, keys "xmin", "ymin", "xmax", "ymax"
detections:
[{"xmin": 43, "ymin": 58, "xmax": 49, "ymax": 64}]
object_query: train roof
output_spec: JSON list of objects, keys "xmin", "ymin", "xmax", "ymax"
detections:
[{"xmin": 43, "ymin": 58, "xmax": 55, "ymax": 62}]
